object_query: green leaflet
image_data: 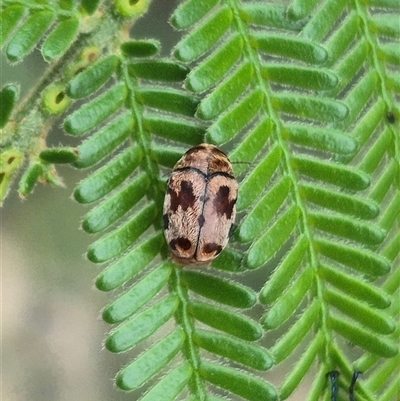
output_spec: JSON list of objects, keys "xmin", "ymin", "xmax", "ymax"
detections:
[
  {"xmin": 194, "ymin": 329, "xmax": 273, "ymax": 370},
  {"xmin": 211, "ymin": 248, "xmax": 244, "ymax": 272},
  {"xmin": 82, "ymin": 173, "xmax": 150, "ymax": 233},
  {"xmin": 138, "ymin": 362, "xmax": 192, "ymax": 401},
  {"xmin": 301, "ymin": 0, "xmax": 347, "ymax": 41},
  {"xmin": 106, "ymin": 295, "xmax": 178, "ymax": 353},
  {"xmin": 0, "ymin": 5, "xmax": 26, "ymax": 48},
  {"xmin": 229, "ymin": 118, "xmax": 272, "ymax": 175},
  {"xmin": 207, "ymin": 89, "xmax": 264, "ymax": 144},
  {"xmin": 325, "ymin": 11, "xmax": 359, "ymax": 64},
  {"xmin": 136, "ymin": 87, "xmax": 199, "ymax": 116},
  {"xmin": 67, "ymin": 55, "xmax": 120, "ymax": 98},
  {"xmin": 17, "ymin": 162, "xmax": 43, "ymax": 197},
  {"xmin": 273, "ymin": 93, "xmax": 349, "ymax": 122},
  {"xmin": 0, "ymin": 84, "xmax": 19, "ymax": 128},
  {"xmin": 371, "ymin": 14, "xmax": 400, "ymax": 37},
  {"xmin": 287, "ymin": 0, "xmax": 320, "ymax": 20},
  {"xmin": 120, "ymin": 39, "xmax": 160, "ymax": 57},
  {"xmin": 117, "ymin": 329, "xmax": 185, "ymax": 390},
  {"xmin": 271, "ymin": 301, "xmax": 320, "ymax": 363},
  {"xmin": 262, "ymin": 64, "xmax": 339, "ymax": 90},
  {"xmin": 300, "ymin": 183, "xmax": 380, "ymax": 219},
  {"xmin": 325, "ymin": 287, "xmax": 395, "ymax": 335},
  {"xmin": 6, "ymin": 10, "xmax": 54, "ymax": 62},
  {"xmin": 174, "ymin": 7, "xmax": 233, "ymax": 62},
  {"xmin": 96, "ymin": 236, "xmax": 166, "ymax": 292},
  {"xmin": 245, "ymin": 205, "xmax": 300, "ymax": 270},
  {"xmin": 316, "ymin": 238, "xmax": 391, "ymax": 276},
  {"xmin": 171, "ymin": 0, "xmax": 219, "ymax": 29},
  {"xmin": 129, "ymin": 60, "xmax": 189, "ymax": 81},
  {"xmin": 74, "ymin": 145, "xmax": 143, "ymax": 203},
  {"xmin": 74, "ymin": 113, "xmax": 134, "ymax": 169},
  {"xmin": 237, "ymin": 176, "xmax": 292, "ymax": 243},
  {"xmin": 64, "ymin": 84, "xmax": 127, "ymax": 135},
  {"xmin": 279, "ymin": 332, "xmax": 325, "ymax": 399},
  {"xmin": 329, "ymin": 315, "xmax": 398, "ymax": 357},
  {"xmin": 254, "ymin": 33, "xmax": 328, "ymax": 64},
  {"xmin": 293, "ymin": 156, "xmax": 370, "ymax": 190},
  {"xmin": 200, "ymin": 361, "xmax": 278, "ymax": 401},
  {"xmin": 262, "ymin": 267, "xmax": 314, "ymax": 330},
  {"xmin": 309, "ymin": 211, "xmax": 385, "ymax": 246},
  {"xmin": 103, "ymin": 262, "xmax": 171, "ymax": 323},
  {"xmin": 81, "ymin": 0, "xmax": 101, "ymax": 15},
  {"xmin": 197, "ymin": 62, "xmax": 254, "ymax": 120},
  {"xmin": 237, "ymin": 144, "xmax": 282, "ymax": 211},
  {"xmin": 39, "ymin": 147, "xmax": 79, "ymax": 164},
  {"xmin": 320, "ymin": 264, "xmax": 391, "ymax": 309},
  {"xmin": 189, "ymin": 300, "xmax": 263, "ymax": 341},
  {"xmin": 144, "ymin": 114, "xmax": 205, "ymax": 144},
  {"xmin": 260, "ymin": 236, "xmax": 308, "ymax": 305},
  {"xmin": 42, "ymin": 18, "xmax": 79, "ymax": 61},
  {"xmin": 285, "ymin": 124, "xmax": 358, "ymax": 155},
  {"xmin": 87, "ymin": 202, "xmax": 157, "ymax": 263},
  {"xmin": 186, "ymin": 34, "xmax": 243, "ymax": 92},
  {"xmin": 182, "ymin": 270, "xmax": 257, "ymax": 308},
  {"xmin": 241, "ymin": 3, "xmax": 306, "ymax": 30}
]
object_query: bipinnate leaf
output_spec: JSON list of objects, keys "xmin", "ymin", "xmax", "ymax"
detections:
[
  {"xmin": 170, "ymin": 0, "xmax": 399, "ymax": 400},
  {"xmin": 6, "ymin": 1, "xmax": 398, "ymax": 400}
]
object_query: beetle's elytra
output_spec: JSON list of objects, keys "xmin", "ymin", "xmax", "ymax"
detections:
[{"xmin": 163, "ymin": 144, "xmax": 238, "ymax": 266}]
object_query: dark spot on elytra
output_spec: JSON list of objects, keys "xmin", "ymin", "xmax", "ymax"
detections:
[
  {"xmin": 163, "ymin": 214, "xmax": 169, "ymax": 230},
  {"xmin": 169, "ymin": 180, "xmax": 196, "ymax": 212},
  {"xmin": 214, "ymin": 186, "xmax": 236, "ymax": 219},
  {"xmin": 198, "ymin": 214, "xmax": 205, "ymax": 227},
  {"xmin": 203, "ymin": 243, "xmax": 222, "ymax": 255},
  {"xmin": 170, "ymin": 237, "xmax": 192, "ymax": 251},
  {"xmin": 212, "ymin": 158, "xmax": 230, "ymax": 171}
]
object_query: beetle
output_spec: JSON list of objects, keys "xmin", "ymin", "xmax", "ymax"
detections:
[{"xmin": 163, "ymin": 144, "xmax": 238, "ymax": 266}]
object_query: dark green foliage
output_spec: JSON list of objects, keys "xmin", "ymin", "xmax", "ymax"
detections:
[
  {"xmin": 1, "ymin": 0, "xmax": 399, "ymax": 400},
  {"xmin": 0, "ymin": 84, "xmax": 19, "ymax": 128}
]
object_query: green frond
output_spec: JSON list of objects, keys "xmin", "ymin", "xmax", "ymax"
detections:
[
  {"xmin": 171, "ymin": 0, "xmax": 399, "ymax": 399},
  {"xmin": 3, "ymin": 0, "xmax": 399, "ymax": 400}
]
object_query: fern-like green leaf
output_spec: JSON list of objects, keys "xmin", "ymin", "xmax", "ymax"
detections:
[{"xmin": 2, "ymin": 0, "xmax": 399, "ymax": 400}]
